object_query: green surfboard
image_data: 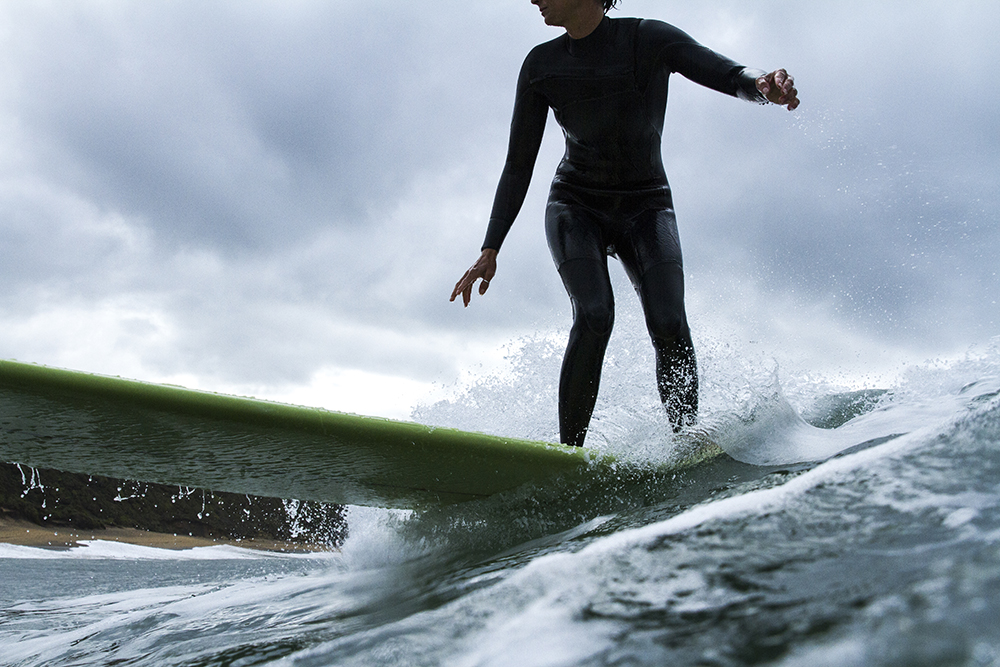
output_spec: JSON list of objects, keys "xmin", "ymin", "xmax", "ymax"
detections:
[
  {"xmin": 0, "ymin": 359, "xmax": 607, "ymax": 508},
  {"xmin": 0, "ymin": 359, "xmax": 721, "ymax": 509}
]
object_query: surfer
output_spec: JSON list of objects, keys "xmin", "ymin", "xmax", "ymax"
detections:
[{"xmin": 450, "ymin": 0, "xmax": 800, "ymax": 447}]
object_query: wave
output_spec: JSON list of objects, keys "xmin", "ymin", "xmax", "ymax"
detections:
[{"xmin": 4, "ymin": 331, "xmax": 1000, "ymax": 666}]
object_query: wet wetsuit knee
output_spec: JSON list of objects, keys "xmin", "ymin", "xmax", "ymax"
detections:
[
  {"xmin": 633, "ymin": 261, "xmax": 688, "ymax": 344},
  {"xmin": 558, "ymin": 254, "xmax": 615, "ymax": 336}
]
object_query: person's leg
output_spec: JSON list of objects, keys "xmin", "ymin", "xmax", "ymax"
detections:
[
  {"xmin": 556, "ymin": 257, "xmax": 615, "ymax": 447},
  {"xmin": 635, "ymin": 261, "xmax": 698, "ymax": 430},
  {"xmin": 616, "ymin": 202, "xmax": 698, "ymax": 431},
  {"xmin": 545, "ymin": 189, "xmax": 615, "ymax": 447}
]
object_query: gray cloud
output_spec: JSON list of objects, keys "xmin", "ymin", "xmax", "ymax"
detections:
[{"xmin": 3, "ymin": 1, "xmax": 533, "ymax": 250}]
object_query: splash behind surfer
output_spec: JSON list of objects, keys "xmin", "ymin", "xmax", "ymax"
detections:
[{"xmin": 451, "ymin": 0, "xmax": 799, "ymax": 447}]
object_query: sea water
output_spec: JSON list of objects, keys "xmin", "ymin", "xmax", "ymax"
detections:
[{"xmin": 2, "ymin": 331, "xmax": 1000, "ymax": 666}]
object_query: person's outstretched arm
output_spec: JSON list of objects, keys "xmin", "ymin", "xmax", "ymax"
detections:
[{"xmin": 640, "ymin": 20, "xmax": 800, "ymax": 110}]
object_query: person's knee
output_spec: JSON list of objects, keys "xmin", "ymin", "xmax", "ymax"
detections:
[
  {"xmin": 574, "ymin": 298, "xmax": 615, "ymax": 337},
  {"xmin": 644, "ymin": 307, "xmax": 686, "ymax": 343},
  {"xmin": 636, "ymin": 262, "xmax": 688, "ymax": 343},
  {"xmin": 559, "ymin": 258, "xmax": 615, "ymax": 337}
]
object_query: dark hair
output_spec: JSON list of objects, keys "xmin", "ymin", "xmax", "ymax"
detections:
[{"xmin": 604, "ymin": 0, "xmax": 619, "ymax": 10}]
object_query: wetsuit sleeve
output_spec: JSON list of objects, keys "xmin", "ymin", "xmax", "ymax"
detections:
[
  {"xmin": 639, "ymin": 19, "xmax": 768, "ymax": 104},
  {"xmin": 482, "ymin": 54, "xmax": 549, "ymax": 252}
]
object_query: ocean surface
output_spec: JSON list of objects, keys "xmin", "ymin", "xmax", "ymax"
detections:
[{"xmin": 2, "ymin": 333, "xmax": 1000, "ymax": 666}]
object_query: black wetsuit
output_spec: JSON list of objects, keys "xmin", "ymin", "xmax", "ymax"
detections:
[{"xmin": 482, "ymin": 16, "xmax": 766, "ymax": 446}]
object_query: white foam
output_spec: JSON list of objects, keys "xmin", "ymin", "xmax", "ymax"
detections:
[
  {"xmin": 0, "ymin": 539, "xmax": 332, "ymax": 561},
  {"xmin": 446, "ymin": 589, "xmax": 618, "ymax": 667},
  {"xmin": 338, "ymin": 505, "xmax": 422, "ymax": 569},
  {"xmin": 715, "ymin": 366, "xmax": 1000, "ymax": 466},
  {"xmin": 5, "ymin": 559, "xmax": 355, "ymax": 665}
]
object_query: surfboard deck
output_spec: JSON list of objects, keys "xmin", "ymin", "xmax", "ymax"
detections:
[{"xmin": 0, "ymin": 359, "xmax": 722, "ymax": 509}]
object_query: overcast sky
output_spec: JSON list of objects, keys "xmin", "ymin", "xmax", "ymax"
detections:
[{"xmin": 1, "ymin": 0, "xmax": 997, "ymax": 419}]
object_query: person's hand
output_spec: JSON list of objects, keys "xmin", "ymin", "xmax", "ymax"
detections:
[
  {"xmin": 450, "ymin": 249, "xmax": 498, "ymax": 307},
  {"xmin": 756, "ymin": 69, "xmax": 799, "ymax": 111}
]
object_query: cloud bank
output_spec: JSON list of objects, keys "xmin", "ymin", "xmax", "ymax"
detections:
[{"xmin": 1, "ymin": 0, "xmax": 996, "ymax": 417}]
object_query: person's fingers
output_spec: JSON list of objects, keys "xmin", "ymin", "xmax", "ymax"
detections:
[
  {"xmin": 779, "ymin": 79, "xmax": 799, "ymax": 110},
  {"xmin": 451, "ymin": 267, "xmax": 476, "ymax": 301},
  {"xmin": 779, "ymin": 74, "xmax": 794, "ymax": 98},
  {"xmin": 478, "ymin": 278, "xmax": 490, "ymax": 296},
  {"xmin": 450, "ymin": 273, "xmax": 469, "ymax": 301},
  {"xmin": 756, "ymin": 74, "xmax": 770, "ymax": 96}
]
